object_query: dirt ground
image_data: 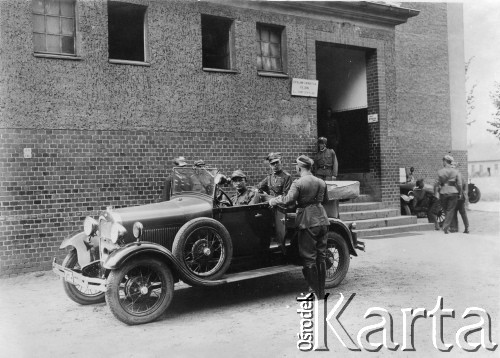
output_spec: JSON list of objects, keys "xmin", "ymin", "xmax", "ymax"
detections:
[{"xmin": 0, "ymin": 205, "xmax": 499, "ymax": 358}]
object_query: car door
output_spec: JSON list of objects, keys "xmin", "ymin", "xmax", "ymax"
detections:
[{"xmin": 213, "ymin": 203, "xmax": 274, "ymax": 257}]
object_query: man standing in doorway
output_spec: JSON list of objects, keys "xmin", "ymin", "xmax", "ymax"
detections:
[
  {"xmin": 434, "ymin": 154, "xmax": 462, "ymax": 234},
  {"xmin": 313, "ymin": 137, "xmax": 338, "ymax": 181},
  {"xmin": 269, "ymin": 155, "xmax": 330, "ymax": 298}
]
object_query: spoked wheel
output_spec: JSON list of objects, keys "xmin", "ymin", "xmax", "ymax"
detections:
[
  {"xmin": 106, "ymin": 258, "xmax": 174, "ymax": 325},
  {"xmin": 62, "ymin": 250, "xmax": 105, "ymax": 305},
  {"xmin": 325, "ymin": 232, "xmax": 350, "ymax": 288},
  {"xmin": 172, "ymin": 218, "xmax": 233, "ymax": 280},
  {"xmin": 436, "ymin": 208, "xmax": 445, "ymax": 227},
  {"xmin": 468, "ymin": 186, "xmax": 481, "ymax": 204}
]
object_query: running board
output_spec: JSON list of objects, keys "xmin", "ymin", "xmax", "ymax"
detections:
[
  {"xmin": 222, "ymin": 264, "xmax": 302, "ymax": 283},
  {"xmin": 176, "ymin": 264, "xmax": 302, "ymax": 289}
]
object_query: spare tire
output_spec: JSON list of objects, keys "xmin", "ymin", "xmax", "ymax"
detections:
[{"xmin": 172, "ymin": 217, "xmax": 233, "ymax": 280}]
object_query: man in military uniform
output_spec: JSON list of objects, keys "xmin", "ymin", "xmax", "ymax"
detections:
[
  {"xmin": 269, "ymin": 155, "xmax": 330, "ymax": 298},
  {"xmin": 434, "ymin": 154, "xmax": 462, "ymax": 234},
  {"xmin": 257, "ymin": 152, "xmax": 292, "ymax": 202},
  {"xmin": 313, "ymin": 137, "xmax": 338, "ymax": 181},
  {"xmin": 230, "ymin": 170, "xmax": 260, "ymax": 206},
  {"xmin": 162, "ymin": 156, "xmax": 191, "ymax": 201}
]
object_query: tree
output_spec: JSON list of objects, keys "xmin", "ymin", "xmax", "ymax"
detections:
[
  {"xmin": 487, "ymin": 81, "xmax": 500, "ymax": 140},
  {"xmin": 465, "ymin": 57, "xmax": 477, "ymax": 126}
]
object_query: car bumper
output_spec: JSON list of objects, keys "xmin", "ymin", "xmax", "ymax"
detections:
[{"xmin": 52, "ymin": 258, "xmax": 106, "ymax": 293}]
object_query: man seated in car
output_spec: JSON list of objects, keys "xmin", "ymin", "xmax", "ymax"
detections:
[{"xmin": 230, "ymin": 170, "xmax": 260, "ymax": 206}]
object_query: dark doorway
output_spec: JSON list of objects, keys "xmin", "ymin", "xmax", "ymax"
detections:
[{"xmin": 316, "ymin": 42, "xmax": 370, "ymax": 173}]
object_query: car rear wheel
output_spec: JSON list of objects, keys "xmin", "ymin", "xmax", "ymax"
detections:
[
  {"xmin": 172, "ymin": 218, "xmax": 233, "ymax": 280},
  {"xmin": 62, "ymin": 250, "xmax": 105, "ymax": 305},
  {"xmin": 325, "ymin": 232, "xmax": 350, "ymax": 288},
  {"xmin": 106, "ymin": 258, "xmax": 174, "ymax": 325}
]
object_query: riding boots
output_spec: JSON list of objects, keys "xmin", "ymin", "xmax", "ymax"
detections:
[
  {"xmin": 302, "ymin": 265, "xmax": 319, "ymax": 297},
  {"xmin": 317, "ymin": 261, "xmax": 326, "ymax": 299}
]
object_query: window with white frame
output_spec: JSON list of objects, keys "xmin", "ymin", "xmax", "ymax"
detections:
[
  {"xmin": 32, "ymin": 0, "xmax": 76, "ymax": 56},
  {"xmin": 201, "ymin": 15, "xmax": 234, "ymax": 70},
  {"xmin": 108, "ymin": 1, "xmax": 148, "ymax": 62},
  {"xmin": 256, "ymin": 23, "xmax": 286, "ymax": 73}
]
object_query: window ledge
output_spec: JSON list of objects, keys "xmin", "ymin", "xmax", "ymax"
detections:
[
  {"xmin": 203, "ymin": 68, "xmax": 239, "ymax": 74},
  {"xmin": 257, "ymin": 71, "xmax": 289, "ymax": 78},
  {"xmin": 109, "ymin": 59, "xmax": 151, "ymax": 67},
  {"xmin": 33, "ymin": 53, "xmax": 82, "ymax": 61}
]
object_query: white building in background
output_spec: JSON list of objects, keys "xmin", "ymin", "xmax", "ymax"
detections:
[{"xmin": 468, "ymin": 142, "xmax": 500, "ymax": 177}]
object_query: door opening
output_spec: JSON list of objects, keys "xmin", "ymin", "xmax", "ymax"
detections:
[{"xmin": 316, "ymin": 42, "xmax": 370, "ymax": 173}]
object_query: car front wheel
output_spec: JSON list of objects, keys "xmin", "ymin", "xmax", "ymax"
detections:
[
  {"xmin": 106, "ymin": 258, "xmax": 174, "ymax": 325},
  {"xmin": 325, "ymin": 232, "xmax": 350, "ymax": 288},
  {"xmin": 62, "ymin": 250, "xmax": 105, "ymax": 305},
  {"xmin": 172, "ymin": 218, "xmax": 233, "ymax": 280}
]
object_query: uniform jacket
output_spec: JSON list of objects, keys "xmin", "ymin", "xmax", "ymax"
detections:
[
  {"xmin": 257, "ymin": 170, "xmax": 292, "ymax": 197},
  {"xmin": 313, "ymin": 148, "xmax": 338, "ymax": 178},
  {"xmin": 435, "ymin": 167, "xmax": 462, "ymax": 195},
  {"xmin": 274, "ymin": 173, "xmax": 329, "ymax": 229},
  {"xmin": 231, "ymin": 188, "xmax": 260, "ymax": 206}
]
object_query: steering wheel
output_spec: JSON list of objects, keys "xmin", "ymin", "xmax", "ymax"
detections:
[{"xmin": 214, "ymin": 187, "xmax": 233, "ymax": 207}]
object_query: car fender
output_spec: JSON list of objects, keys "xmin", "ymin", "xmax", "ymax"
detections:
[
  {"xmin": 59, "ymin": 232, "xmax": 93, "ymax": 267},
  {"xmin": 103, "ymin": 242, "xmax": 227, "ymax": 287},
  {"xmin": 328, "ymin": 218, "xmax": 358, "ymax": 256}
]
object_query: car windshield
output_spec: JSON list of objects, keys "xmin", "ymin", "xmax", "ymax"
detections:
[{"xmin": 171, "ymin": 167, "xmax": 218, "ymax": 197}]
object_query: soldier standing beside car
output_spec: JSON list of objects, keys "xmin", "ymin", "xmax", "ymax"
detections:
[
  {"xmin": 434, "ymin": 154, "xmax": 462, "ymax": 234},
  {"xmin": 257, "ymin": 152, "xmax": 292, "ymax": 202},
  {"xmin": 313, "ymin": 137, "xmax": 338, "ymax": 181},
  {"xmin": 269, "ymin": 155, "xmax": 330, "ymax": 298}
]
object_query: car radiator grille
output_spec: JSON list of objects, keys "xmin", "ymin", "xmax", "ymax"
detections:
[{"xmin": 142, "ymin": 226, "xmax": 181, "ymax": 249}]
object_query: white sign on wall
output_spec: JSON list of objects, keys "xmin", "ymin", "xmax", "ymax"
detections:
[
  {"xmin": 399, "ymin": 168, "xmax": 407, "ymax": 183},
  {"xmin": 368, "ymin": 114, "xmax": 379, "ymax": 123},
  {"xmin": 291, "ymin": 78, "xmax": 318, "ymax": 97}
]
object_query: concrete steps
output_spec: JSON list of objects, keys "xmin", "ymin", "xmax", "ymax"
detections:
[{"xmin": 339, "ymin": 200, "xmax": 435, "ymax": 239}]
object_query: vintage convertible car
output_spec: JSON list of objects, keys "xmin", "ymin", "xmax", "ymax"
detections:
[{"xmin": 53, "ymin": 166, "xmax": 365, "ymax": 325}]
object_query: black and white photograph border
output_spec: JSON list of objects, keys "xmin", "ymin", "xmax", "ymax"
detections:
[{"xmin": 1, "ymin": 0, "xmax": 499, "ymax": 357}]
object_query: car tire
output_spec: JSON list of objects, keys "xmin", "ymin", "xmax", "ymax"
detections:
[
  {"xmin": 325, "ymin": 232, "xmax": 350, "ymax": 289},
  {"xmin": 106, "ymin": 257, "xmax": 174, "ymax": 325},
  {"xmin": 468, "ymin": 186, "xmax": 481, "ymax": 204},
  {"xmin": 172, "ymin": 217, "xmax": 233, "ymax": 280},
  {"xmin": 62, "ymin": 250, "xmax": 105, "ymax": 305},
  {"xmin": 401, "ymin": 202, "xmax": 411, "ymax": 216}
]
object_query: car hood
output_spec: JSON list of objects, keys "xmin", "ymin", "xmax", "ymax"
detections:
[{"xmin": 106, "ymin": 195, "xmax": 213, "ymax": 228}]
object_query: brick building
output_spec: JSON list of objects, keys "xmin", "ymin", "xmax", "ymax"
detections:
[{"xmin": 0, "ymin": 0, "xmax": 467, "ymax": 275}]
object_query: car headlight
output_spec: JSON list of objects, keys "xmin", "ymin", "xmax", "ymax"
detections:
[
  {"xmin": 83, "ymin": 217, "xmax": 99, "ymax": 236},
  {"xmin": 110, "ymin": 223, "xmax": 126, "ymax": 243},
  {"xmin": 133, "ymin": 222, "xmax": 143, "ymax": 239},
  {"xmin": 349, "ymin": 222, "xmax": 357, "ymax": 230}
]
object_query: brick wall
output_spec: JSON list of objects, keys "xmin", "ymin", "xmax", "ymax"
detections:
[
  {"xmin": 0, "ymin": 128, "xmax": 317, "ymax": 275},
  {"xmin": 0, "ymin": 1, "xmax": 458, "ymax": 274},
  {"xmin": 395, "ymin": 2, "xmax": 458, "ymax": 184}
]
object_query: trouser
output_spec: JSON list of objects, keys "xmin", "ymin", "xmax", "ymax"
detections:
[
  {"xmin": 298, "ymin": 225, "xmax": 328, "ymax": 298},
  {"xmin": 440, "ymin": 194, "xmax": 459, "ymax": 231},
  {"xmin": 450, "ymin": 199, "xmax": 469, "ymax": 231},
  {"xmin": 298, "ymin": 225, "xmax": 328, "ymax": 267}
]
